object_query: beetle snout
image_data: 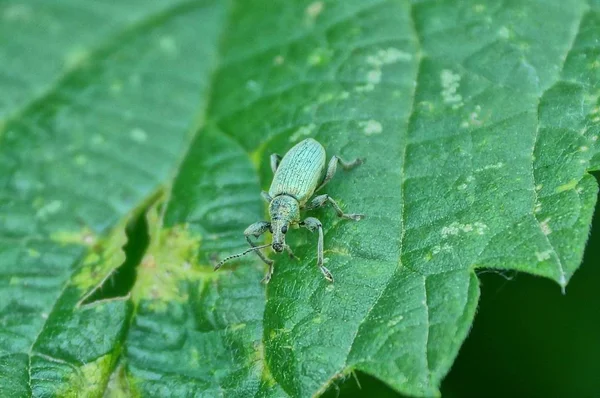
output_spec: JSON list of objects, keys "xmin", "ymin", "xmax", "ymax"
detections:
[{"xmin": 272, "ymin": 242, "xmax": 284, "ymax": 252}]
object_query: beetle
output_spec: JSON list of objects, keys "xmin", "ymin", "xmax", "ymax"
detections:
[{"xmin": 214, "ymin": 138, "xmax": 364, "ymax": 283}]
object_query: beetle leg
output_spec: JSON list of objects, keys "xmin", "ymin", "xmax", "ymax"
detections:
[
  {"xmin": 243, "ymin": 221, "xmax": 274, "ymax": 267},
  {"xmin": 270, "ymin": 154, "xmax": 282, "ymax": 173},
  {"xmin": 300, "ymin": 217, "xmax": 333, "ymax": 282},
  {"xmin": 307, "ymin": 194, "xmax": 365, "ymax": 221},
  {"xmin": 261, "ymin": 262, "xmax": 274, "ymax": 284},
  {"xmin": 316, "ymin": 155, "xmax": 363, "ymax": 192},
  {"xmin": 261, "ymin": 191, "xmax": 272, "ymax": 203},
  {"xmin": 284, "ymin": 245, "xmax": 298, "ymax": 260}
]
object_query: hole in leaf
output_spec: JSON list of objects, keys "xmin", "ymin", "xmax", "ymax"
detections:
[{"xmin": 81, "ymin": 211, "xmax": 150, "ymax": 304}]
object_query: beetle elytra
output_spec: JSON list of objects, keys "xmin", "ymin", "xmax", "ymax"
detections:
[{"xmin": 214, "ymin": 138, "xmax": 364, "ymax": 283}]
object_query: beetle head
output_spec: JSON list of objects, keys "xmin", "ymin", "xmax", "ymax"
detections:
[{"xmin": 269, "ymin": 195, "xmax": 300, "ymax": 252}]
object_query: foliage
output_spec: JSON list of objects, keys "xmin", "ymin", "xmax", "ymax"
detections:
[{"xmin": 0, "ymin": 0, "xmax": 599, "ymax": 397}]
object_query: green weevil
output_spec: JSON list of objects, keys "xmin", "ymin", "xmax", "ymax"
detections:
[{"xmin": 214, "ymin": 138, "xmax": 364, "ymax": 283}]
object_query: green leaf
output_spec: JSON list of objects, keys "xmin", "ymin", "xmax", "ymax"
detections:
[{"xmin": 1, "ymin": 0, "xmax": 599, "ymax": 397}]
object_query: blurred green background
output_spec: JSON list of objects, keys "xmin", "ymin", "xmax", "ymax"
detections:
[{"xmin": 324, "ymin": 180, "xmax": 600, "ymax": 398}]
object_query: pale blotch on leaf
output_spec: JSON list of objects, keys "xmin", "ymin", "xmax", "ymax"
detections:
[
  {"xmin": 132, "ymin": 224, "xmax": 217, "ymax": 312},
  {"xmin": 366, "ymin": 48, "xmax": 412, "ymax": 66},
  {"xmin": 230, "ymin": 323, "xmax": 247, "ymax": 331},
  {"xmin": 249, "ymin": 341, "xmax": 277, "ymax": 386},
  {"xmin": 431, "ymin": 243, "xmax": 452, "ymax": 256},
  {"xmin": 358, "ymin": 120, "xmax": 383, "ymax": 136},
  {"xmin": 497, "ymin": 26, "xmax": 511, "ymax": 39},
  {"xmin": 556, "ymin": 179, "xmax": 578, "ymax": 193},
  {"xmin": 60, "ymin": 353, "xmax": 115, "ymax": 397},
  {"xmin": 73, "ymin": 225, "xmax": 128, "ymax": 293},
  {"xmin": 74, "ymin": 154, "xmax": 87, "ymax": 165},
  {"xmin": 365, "ymin": 47, "xmax": 411, "ymax": 85},
  {"xmin": 387, "ymin": 315, "xmax": 404, "ymax": 327},
  {"xmin": 289, "ymin": 123, "xmax": 317, "ymax": 142},
  {"xmin": 52, "ymin": 227, "xmax": 97, "ymax": 247},
  {"xmin": 535, "ymin": 250, "xmax": 552, "ymax": 261},
  {"xmin": 475, "ymin": 162, "xmax": 504, "ymax": 173},
  {"xmin": 473, "ymin": 4, "xmax": 485, "ymax": 12},
  {"xmin": 110, "ymin": 80, "xmax": 123, "ymax": 94},
  {"xmin": 91, "ymin": 134, "xmax": 105, "ymax": 145},
  {"xmin": 305, "ymin": 1, "xmax": 324, "ymax": 20},
  {"xmin": 355, "ymin": 83, "xmax": 375, "ymax": 93},
  {"xmin": 367, "ymin": 69, "xmax": 382, "ymax": 84},
  {"xmin": 540, "ymin": 218, "xmax": 552, "ymax": 235},
  {"xmin": 246, "ymin": 80, "xmax": 261, "ymax": 93},
  {"xmin": 3, "ymin": 4, "xmax": 33, "ymax": 21},
  {"xmin": 317, "ymin": 92, "xmax": 335, "ymax": 104},
  {"xmin": 273, "ymin": 55, "xmax": 285, "ymax": 65},
  {"xmin": 461, "ymin": 105, "xmax": 484, "ymax": 128},
  {"xmin": 64, "ymin": 48, "xmax": 90, "ymax": 69},
  {"xmin": 159, "ymin": 36, "xmax": 178, "ymax": 55},
  {"xmin": 534, "ymin": 202, "xmax": 542, "ymax": 213},
  {"xmin": 441, "ymin": 221, "xmax": 488, "ymax": 238},
  {"xmin": 440, "ymin": 69, "xmax": 464, "ymax": 109},
  {"xmin": 130, "ymin": 128, "xmax": 148, "ymax": 143},
  {"xmin": 307, "ymin": 48, "xmax": 332, "ymax": 66},
  {"xmin": 36, "ymin": 199, "xmax": 62, "ymax": 219}
]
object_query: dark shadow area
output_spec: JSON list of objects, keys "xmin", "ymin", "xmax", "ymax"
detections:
[
  {"xmin": 81, "ymin": 212, "xmax": 149, "ymax": 304},
  {"xmin": 322, "ymin": 187, "xmax": 600, "ymax": 398}
]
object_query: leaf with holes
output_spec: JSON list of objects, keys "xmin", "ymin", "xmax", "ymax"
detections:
[{"xmin": 1, "ymin": 0, "xmax": 599, "ymax": 397}]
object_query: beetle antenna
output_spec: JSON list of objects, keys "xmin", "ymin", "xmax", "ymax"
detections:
[{"xmin": 214, "ymin": 243, "xmax": 271, "ymax": 270}]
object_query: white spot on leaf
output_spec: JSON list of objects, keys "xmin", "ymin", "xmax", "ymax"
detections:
[
  {"xmin": 432, "ymin": 243, "xmax": 452, "ymax": 255},
  {"xmin": 536, "ymin": 250, "xmax": 552, "ymax": 261},
  {"xmin": 440, "ymin": 69, "xmax": 464, "ymax": 109},
  {"xmin": 306, "ymin": 1, "xmax": 324, "ymax": 19},
  {"xmin": 366, "ymin": 48, "xmax": 412, "ymax": 67},
  {"xmin": 497, "ymin": 26, "xmax": 511, "ymax": 39},
  {"xmin": 367, "ymin": 69, "xmax": 382, "ymax": 84},
  {"xmin": 359, "ymin": 120, "xmax": 382, "ymax": 136},
  {"xmin": 36, "ymin": 200, "xmax": 62, "ymax": 219},
  {"xmin": 246, "ymin": 80, "xmax": 261, "ymax": 92},
  {"xmin": 159, "ymin": 36, "xmax": 177, "ymax": 54},
  {"xmin": 475, "ymin": 162, "xmax": 504, "ymax": 172},
  {"xmin": 355, "ymin": 84, "xmax": 375, "ymax": 92},
  {"xmin": 442, "ymin": 221, "xmax": 487, "ymax": 238},
  {"xmin": 130, "ymin": 128, "xmax": 148, "ymax": 143},
  {"xmin": 364, "ymin": 47, "xmax": 411, "ymax": 86},
  {"xmin": 540, "ymin": 218, "xmax": 552, "ymax": 235}
]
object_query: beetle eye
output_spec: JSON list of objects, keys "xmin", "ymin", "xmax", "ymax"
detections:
[{"xmin": 281, "ymin": 226, "xmax": 288, "ymax": 234}]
